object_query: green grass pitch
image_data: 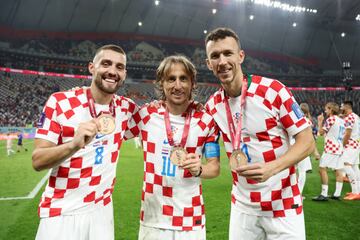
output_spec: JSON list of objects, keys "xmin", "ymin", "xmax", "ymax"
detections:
[{"xmin": 0, "ymin": 137, "xmax": 359, "ymax": 240}]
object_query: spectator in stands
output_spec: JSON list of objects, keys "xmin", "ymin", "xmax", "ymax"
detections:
[
  {"xmin": 32, "ymin": 44, "xmax": 138, "ymax": 240},
  {"xmin": 204, "ymin": 27, "xmax": 314, "ymax": 240},
  {"xmin": 312, "ymin": 102, "xmax": 345, "ymax": 201}
]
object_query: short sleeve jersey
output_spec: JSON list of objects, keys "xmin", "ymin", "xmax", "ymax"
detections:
[
  {"xmin": 35, "ymin": 88, "xmax": 138, "ymax": 218},
  {"xmin": 343, "ymin": 112, "xmax": 360, "ymax": 149},
  {"xmin": 322, "ymin": 115, "xmax": 345, "ymax": 155},
  {"xmin": 132, "ymin": 104, "xmax": 219, "ymax": 231},
  {"xmin": 205, "ymin": 75, "xmax": 309, "ymax": 218}
]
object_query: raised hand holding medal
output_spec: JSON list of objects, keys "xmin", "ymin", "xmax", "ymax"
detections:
[
  {"xmin": 164, "ymin": 105, "xmax": 192, "ymax": 166},
  {"xmin": 225, "ymin": 76, "xmax": 249, "ymax": 170},
  {"xmin": 87, "ymin": 88, "xmax": 116, "ymax": 135}
]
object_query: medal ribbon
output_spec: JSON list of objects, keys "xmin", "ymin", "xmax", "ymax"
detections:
[
  {"xmin": 86, "ymin": 88, "xmax": 115, "ymax": 118},
  {"xmin": 164, "ymin": 103, "xmax": 192, "ymax": 148},
  {"xmin": 224, "ymin": 75, "xmax": 248, "ymax": 151}
]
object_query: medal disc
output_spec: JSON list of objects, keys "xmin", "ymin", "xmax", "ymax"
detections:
[
  {"xmin": 170, "ymin": 147, "xmax": 187, "ymax": 166},
  {"xmin": 230, "ymin": 149, "xmax": 248, "ymax": 170},
  {"xmin": 98, "ymin": 114, "xmax": 116, "ymax": 135}
]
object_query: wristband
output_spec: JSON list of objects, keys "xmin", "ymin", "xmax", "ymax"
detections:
[{"xmin": 195, "ymin": 166, "xmax": 203, "ymax": 177}]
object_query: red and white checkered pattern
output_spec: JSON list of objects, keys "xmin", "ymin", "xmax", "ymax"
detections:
[
  {"xmin": 131, "ymin": 103, "xmax": 219, "ymax": 231},
  {"xmin": 36, "ymin": 89, "xmax": 138, "ymax": 218},
  {"xmin": 205, "ymin": 75, "xmax": 308, "ymax": 217},
  {"xmin": 322, "ymin": 115, "xmax": 344, "ymax": 155},
  {"xmin": 343, "ymin": 112, "xmax": 360, "ymax": 149}
]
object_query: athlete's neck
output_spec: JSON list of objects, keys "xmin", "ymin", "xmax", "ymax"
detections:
[
  {"xmin": 165, "ymin": 101, "xmax": 191, "ymax": 115},
  {"xmin": 223, "ymin": 74, "xmax": 244, "ymax": 98},
  {"xmin": 90, "ymin": 84, "xmax": 113, "ymax": 105}
]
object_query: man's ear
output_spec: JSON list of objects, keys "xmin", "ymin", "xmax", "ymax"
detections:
[
  {"xmin": 206, "ymin": 58, "xmax": 213, "ymax": 71},
  {"xmin": 88, "ymin": 62, "xmax": 94, "ymax": 75},
  {"xmin": 239, "ymin": 50, "xmax": 245, "ymax": 64}
]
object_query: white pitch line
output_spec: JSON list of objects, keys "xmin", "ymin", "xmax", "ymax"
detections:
[{"xmin": 0, "ymin": 170, "xmax": 50, "ymax": 201}]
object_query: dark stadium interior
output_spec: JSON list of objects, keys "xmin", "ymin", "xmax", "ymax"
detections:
[{"xmin": 0, "ymin": 0, "xmax": 359, "ymax": 125}]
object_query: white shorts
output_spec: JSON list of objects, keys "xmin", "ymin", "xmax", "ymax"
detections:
[
  {"xmin": 319, "ymin": 153, "xmax": 343, "ymax": 170},
  {"xmin": 297, "ymin": 156, "xmax": 312, "ymax": 172},
  {"xmin": 341, "ymin": 148, "xmax": 360, "ymax": 165},
  {"xmin": 35, "ymin": 203, "xmax": 114, "ymax": 240},
  {"xmin": 229, "ymin": 205, "xmax": 305, "ymax": 240},
  {"xmin": 138, "ymin": 224, "xmax": 205, "ymax": 240}
]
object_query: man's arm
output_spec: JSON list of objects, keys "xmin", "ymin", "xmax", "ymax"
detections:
[
  {"xmin": 236, "ymin": 127, "xmax": 315, "ymax": 182},
  {"xmin": 181, "ymin": 140, "xmax": 221, "ymax": 178},
  {"xmin": 32, "ymin": 119, "xmax": 100, "ymax": 171},
  {"xmin": 181, "ymin": 153, "xmax": 220, "ymax": 179},
  {"xmin": 317, "ymin": 113, "xmax": 325, "ymax": 136},
  {"xmin": 342, "ymin": 128, "xmax": 352, "ymax": 146}
]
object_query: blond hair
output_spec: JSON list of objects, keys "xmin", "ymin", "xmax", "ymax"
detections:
[
  {"xmin": 325, "ymin": 102, "xmax": 340, "ymax": 115},
  {"xmin": 155, "ymin": 55, "xmax": 197, "ymax": 100}
]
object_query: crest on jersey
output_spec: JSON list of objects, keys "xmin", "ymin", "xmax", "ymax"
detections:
[
  {"xmin": 233, "ymin": 112, "xmax": 241, "ymax": 121},
  {"xmin": 171, "ymin": 125, "xmax": 178, "ymax": 134}
]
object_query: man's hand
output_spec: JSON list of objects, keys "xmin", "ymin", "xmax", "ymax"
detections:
[
  {"xmin": 235, "ymin": 162, "xmax": 275, "ymax": 182},
  {"xmin": 180, "ymin": 153, "xmax": 202, "ymax": 177},
  {"xmin": 71, "ymin": 119, "xmax": 101, "ymax": 150},
  {"xmin": 317, "ymin": 113, "xmax": 324, "ymax": 123}
]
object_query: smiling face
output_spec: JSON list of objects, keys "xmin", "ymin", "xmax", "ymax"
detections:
[
  {"xmin": 162, "ymin": 63, "xmax": 193, "ymax": 108},
  {"xmin": 88, "ymin": 49, "xmax": 127, "ymax": 94},
  {"xmin": 206, "ymin": 36, "xmax": 245, "ymax": 87}
]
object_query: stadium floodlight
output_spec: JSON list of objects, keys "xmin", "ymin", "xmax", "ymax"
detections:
[
  {"xmin": 234, "ymin": 0, "xmax": 317, "ymax": 14},
  {"xmin": 356, "ymin": 14, "xmax": 360, "ymax": 21},
  {"xmin": 292, "ymin": 22, "xmax": 297, "ymax": 27},
  {"xmin": 204, "ymin": 30, "xmax": 208, "ymax": 34},
  {"xmin": 138, "ymin": 22, "xmax": 142, "ymax": 26},
  {"xmin": 212, "ymin": 8, "xmax": 217, "ymax": 14},
  {"xmin": 154, "ymin": 0, "xmax": 159, "ymax": 6},
  {"xmin": 249, "ymin": 15, "xmax": 254, "ymax": 20},
  {"xmin": 341, "ymin": 32, "xmax": 346, "ymax": 37}
]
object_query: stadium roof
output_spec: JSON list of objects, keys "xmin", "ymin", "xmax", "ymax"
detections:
[{"xmin": 0, "ymin": 0, "xmax": 360, "ymax": 70}]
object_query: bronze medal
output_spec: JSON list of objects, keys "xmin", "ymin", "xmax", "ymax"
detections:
[
  {"xmin": 230, "ymin": 149, "xmax": 248, "ymax": 170},
  {"xmin": 98, "ymin": 113, "xmax": 116, "ymax": 135},
  {"xmin": 170, "ymin": 146, "xmax": 187, "ymax": 166}
]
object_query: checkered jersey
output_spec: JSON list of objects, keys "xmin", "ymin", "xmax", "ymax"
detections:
[
  {"xmin": 132, "ymin": 103, "xmax": 219, "ymax": 231},
  {"xmin": 322, "ymin": 115, "xmax": 345, "ymax": 155},
  {"xmin": 343, "ymin": 112, "xmax": 360, "ymax": 149},
  {"xmin": 205, "ymin": 75, "xmax": 308, "ymax": 217},
  {"xmin": 35, "ymin": 88, "xmax": 138, "ymax": 218}
]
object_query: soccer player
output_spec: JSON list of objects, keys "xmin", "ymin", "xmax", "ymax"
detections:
[
  {"xmin": 16, "ymin": 132, "xmax": 28, "ymax": 152},
  {"xmin": 340, "ymin": 101, "xmax": 360, "ymax": 200},
  {"xmin": 296, "ymin": 103, "xmax": 314, "ymax": 194},
  {"xmin": 312, "ymin": 102, "xmax": 345, "ymax": 201},
  {"xmin": 204, "ymin": 27, "xmax": 314, "ymax": 240},
  {"xmin": 129, "ymin": 55, "xmax": 220, "ymax": 240},
  {"xmin": 6, "ymin": 133, "xmax": 15, "ymax": 156},
  {"xmin": 32, "ymin": 44, "xmax": 138, "ymax": 240}
]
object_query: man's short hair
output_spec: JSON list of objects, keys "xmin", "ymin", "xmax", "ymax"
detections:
[
  {"xmin": 342, "ymin": 101, "xmax": 353, "ymax": 109},
  {"xmin": 205, "ymin": 27, "xmax": 241, "ymax": 49},
  {"xmin": 93, "ymin": 44, "xmax": 126, "ymax": 61},
  {"xmin": 155, "ymin": 55, "xmax": 197, "ymax": 100},
  {"xmin": 300, "ymin": 103, "xmax": 310, "ymax": 118},
  {"xmin": 326, "ymin": 102, "xmax": 340, "ymax": 115}
]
